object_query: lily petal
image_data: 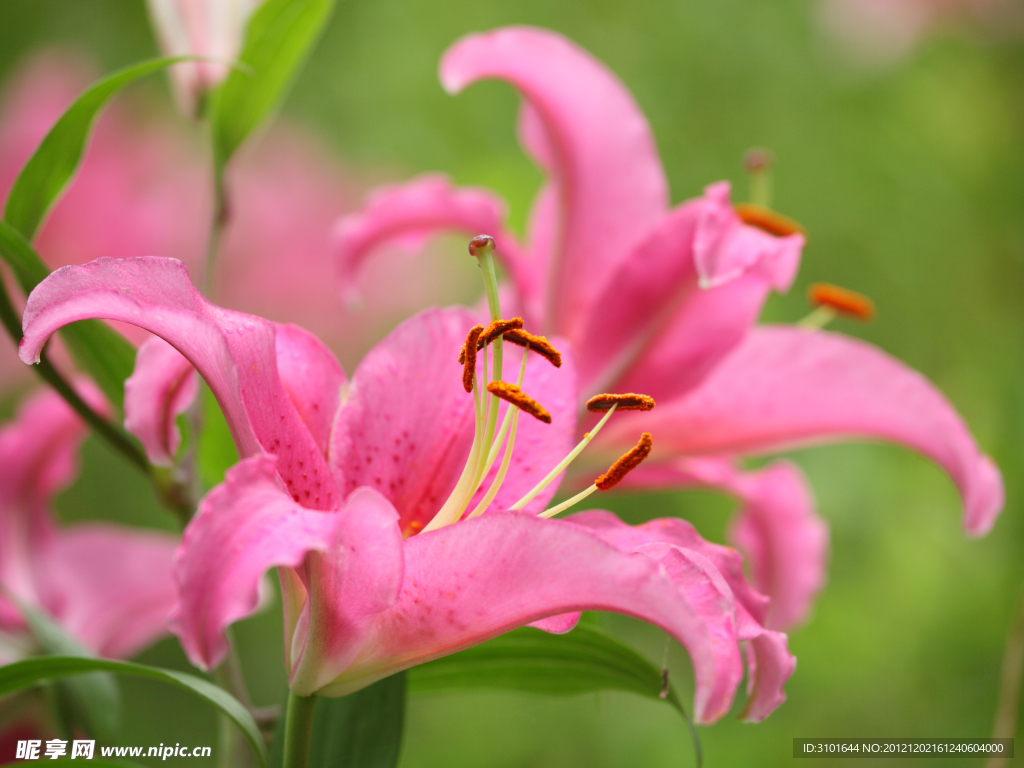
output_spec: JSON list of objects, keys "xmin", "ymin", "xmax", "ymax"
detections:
[
  {"xmin": 333, "ymin": 174, "xmax": 525, "ymax": 304},
  {"xmin": 620, "ymin": 457, "xmax": 828, "ymax": 631},
  {"xmin": 124, "ymin": 337, "xmax": 199, "ymax": 467},
  {"xmin": 578, "ymin": 183, "xmax": 803, "ymax": 401},
  {"xmin": 274, "ymin": 323, "xmax": 346, "ymax": 457},
  {"xmin": 606, "ymin": 326, "xmax": 1003, "ymax": 536},
  {"xmin": 40, "ymin": 524, "xmax": 178, "ymax": 659},
  {"xmin": 170, "ymin": 455, "xmax": 345, "ymax": 670},
  {"xmin": 329, "ymin": 307, "xmax": 479, "ymax": 531},
  {"xmin": 19, "ymin": 257, "xmax": 338, "ymax": 507},
  {"xmin": 319, "ymin": 512, "xmax": 783, "ymax": 724},
  {"xmin": 441, "ymin": 27, "xmax": 669, "ymax": 339}
]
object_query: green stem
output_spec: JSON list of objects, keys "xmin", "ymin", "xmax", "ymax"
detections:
[
  {"xmin": 987, "ymin": 584, "xmax": 1024, "ymax": 768},
  {"xmin": 282, "ymin": 692, "xmax": 316, "ymax": 768},
  {"xmin": 203, "ymin": 169, "xmax": 230, "ymax": 296}
]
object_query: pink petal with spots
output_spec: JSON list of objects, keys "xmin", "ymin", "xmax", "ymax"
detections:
[
  {"xmin": 274, "ymin": 323, "xmax": 346, "ymax": 457},
  {"xmin": 19, "ymin": 257, "xmax": 338, "ymax": 508}
]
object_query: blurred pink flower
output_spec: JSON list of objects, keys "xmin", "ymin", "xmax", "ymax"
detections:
[
  {"xmin": 334, "ymin": 26, "xmax": 1003, "ymax": 630},
  {"xmin": 19, "ymin": 255, "xmax": 795, "ymax": 724},
  {"xmin": 145, "ymin": 0, "xmax": 265, "ymax": 116},
  {"xmin": 817, "ymin": 0, "xmax": 1020, "ymax": 63},
  {"xmin": 0, "ymin": 385, "xmax": 178, "ymax": 663},
  {"xmin": 0, "ymin": 50, "xmax": 452, "ymax": 394}
]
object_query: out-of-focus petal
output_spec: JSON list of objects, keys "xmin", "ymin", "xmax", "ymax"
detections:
[
  {"xmin": 40, "ymin": 524, "xmax": 178, "ymax": 659},
  {"xmin": 124, "ymin": 337, "xmax": 199, "ymax": 467},
  {"xmin": 441, "ymin": 27, "xmax": 668, "ymax": 340},
  {"xmin": 329, "ymin": 307, "xmax": 479, "ymax": 530},
  {"xmin": 333, "ymin": 175, "xmax": 524, "ymax": 304},
  {"xmin": 19, "ymin": 256, "xmax": 338, "ymax": 507},
  {"xmin": 605, "ymin": 326, "xmax": 1003, "ymax": 536},
  {"xmin": 170, "ymin": 455, "xmax": 347, "ymax": 670},
  {"xmin": 577, "ymin": 183, "xmax": 803, "ymax": 402},
  {"xmin": 320, "ymin": 512, "xmax": 771, "ymax": 725}
]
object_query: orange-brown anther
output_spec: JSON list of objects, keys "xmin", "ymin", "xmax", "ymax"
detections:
[
  {"xmin": 502, "ymin": 329, "xmax": 562, "ymax": 368},
  {"xmin": 479, "ymin": 317, "xmax": 524, "ymax": 347},
  {"xmin": 808, "ymin": 283, "xmax": 875, "ymax": 321},
  {"xmin": 595, "ymin": 433, "xmax": 653, "ymax": 491},
  {"xmin": 486, "ymin": 381, "xmax": 552, "ymax": 424},
  {"xmin": 461, "ymin": 325, "xmax": 484, "ymax": 392},
  {"xmin": 586, "ymin": 393, "xmax": 656, "ymax": 412},
  {"xmin": 734, "ymin": 203, "xmax": 807, "ymax": 239}
]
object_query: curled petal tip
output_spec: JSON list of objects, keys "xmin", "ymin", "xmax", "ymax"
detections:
[{"xmin": 964, "ymin": 455, "xmax": 1004, "ymax": 537}]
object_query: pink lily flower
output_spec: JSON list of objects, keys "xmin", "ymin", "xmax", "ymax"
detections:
[
  {"xmin": 146, "ymin": 0, "xmax": 266, "ymax": 117},
  {"xmin": 332, "ymin": 26, "xmax": 1003, "ymax": 631},
  {"xmin": 0, "ymin": 385, "xmax": 178, "ymax": 662},
  {"xmin": 19, "ymin": 253, "xmax": 795, "ymax": 724}
]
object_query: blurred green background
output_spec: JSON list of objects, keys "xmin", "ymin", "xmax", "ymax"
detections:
[{"xmin": 0, "ymin": 0, "xmax": 1022, "ymax": 765}]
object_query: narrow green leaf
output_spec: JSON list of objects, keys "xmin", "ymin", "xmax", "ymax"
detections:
[
  {"xmin": 3, "ymin": 57, "xmax": 186, "ymax": 241},
  {"xmin": 210, "ymin": 0, "xmax": 335, "ymax": 173},
  {"xmin": 0, "ymin": 220, "xmax": 136, "ymax": 412},
  {"xmin": 20, "ymin": 603, "xmax": 120, "ymax": 744},
  {"xmin": 0, "ymin": 656, "xmax": 268, "ymax": 768},
  {"xmin": 409, "ymin": 625, "xmax": 702, "ymax": 766},
  {"xmin": 308, "ymin": 673, "xmax": 406, "ymax": 768}
]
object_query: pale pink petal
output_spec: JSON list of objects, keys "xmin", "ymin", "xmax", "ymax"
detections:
[
  {"xmin": 620, "ymin": 457, "xmax": 829, "ymax": 631},
  {"xmin": 468, "ymin": 341, "xmax": 578, "ymax": 515},
  {"xmin": 605, "ymin": 326, "xmax": 1003, "ymax": 536},
  {"xmin": 274, "ymin": 323, "xmax": 346, "ymax": 456},
  {"xmin": 124, "ymin": 337, "xmax": 199, "ymax": 467},
  {"xmin": 39, "ymin": 524, "xmax": 178, "ymax": 659},
  {"xmin": 170, "ymin": 455, "xmax": 346, "ymax": 670},
  {"xmin": 333, "ymin": 174, "xmax": 526, "ymax": 304},
  {"xmin": 329, "ymin": 307, "xmax": 479, "ymax": 531},
  {"xmin": 321, "ymin": 512, "xmax": 763, "ymax": 725},
  {"xmin": 19, "ymin": 257, "xmax": 338, "ymax": 508},
  {"xmin": 440, "ymin": 27, "xmax": 668, "ymax": 339},
  {"xmin": 577, "ymin": 184, "xmax": 803, "ymax": 401},
  {"xmin": 527, "ymin": 613, "xmax": 581, "ymax": 633}
]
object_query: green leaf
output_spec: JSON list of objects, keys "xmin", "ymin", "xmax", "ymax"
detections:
[
  {"xmin": 409, "ymin": 624, "xmax": 702, "ymax": 767},
  {"xmin": 198, "ymin": 383, "xmax": 239, "ymax": 488},
  {"xmin": 3, "ymin": 57, "xmax": 186, "ymax": 241},
  {"xmin": 0, "ymin": 656, "xmax": 268, "ymax": 768},
  {"xmin": 0, "ymin": 221, "xmax": 136, "ymax": 412},
  {"xmin": 308, "ymin": 673, "xmax": 406, "ymax": 768},
  {"xmin": 20, "ymin": 603, "xmax": 120, "ymax": 744},
  {"xmin": 210, "ymin": 0, "xmax": 335, "ymax": 173}
]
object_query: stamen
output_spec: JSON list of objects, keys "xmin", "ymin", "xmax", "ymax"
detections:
[
  {"xmin": 503, "ymin": 329, "xmax": 562, "ymax": 368},
  {"xmin": 808, "ymin": 282, "xmax": 875, "ymax": 321},
  {"xmin": 460, "ymin": 325, "xmax": 484, "ymax": 392},
  {"xmin": 595, "ymin": 433, "xmax": 653, "ymax": 490},
  {"xmin": 734, "ymin": 203, "xmax": 807, "ymax": 239},
  {"xmin": 479, "ymin": 317, "xmax": 524, "ymax": 347},
  {"xmin": 586, "ymin": 393, "xmax": 655, "ymax": 412},
  {"xmin": 486, "ymin": 382, "xmax": 551, "ymax": 424}
]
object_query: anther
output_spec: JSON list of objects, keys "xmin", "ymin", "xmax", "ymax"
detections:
[
  {"xmin": 461, "ymin": 325, "xmax": 484, "ymax": 392},
  {"xmin": 586, "ymin": 393, "xmax": 655, "ymax": 412},
  {"xmin": 469, "ymin": 234, "xmax": 495, "ymax": 258},
  {"xmin": 479, "ymin": 317, "xmax": 524, "ymax": 347},
  {"xmin": 486, "ymin": 381, "xmax": 552, "ymax": 424},
  {"xmin": 595, "ymin": 433, "xmax": 653, "ymax": 490},
  {"xmin": 808, "ymin": 283, "xmax": 875, "ymax": 321},
  {"xmin": 734, "ymin": 203, "xmax": 807, "ymax": 239},
  {"xmin": 503, "ymin": 329, "xmax": 562, "ymax": 368}
]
